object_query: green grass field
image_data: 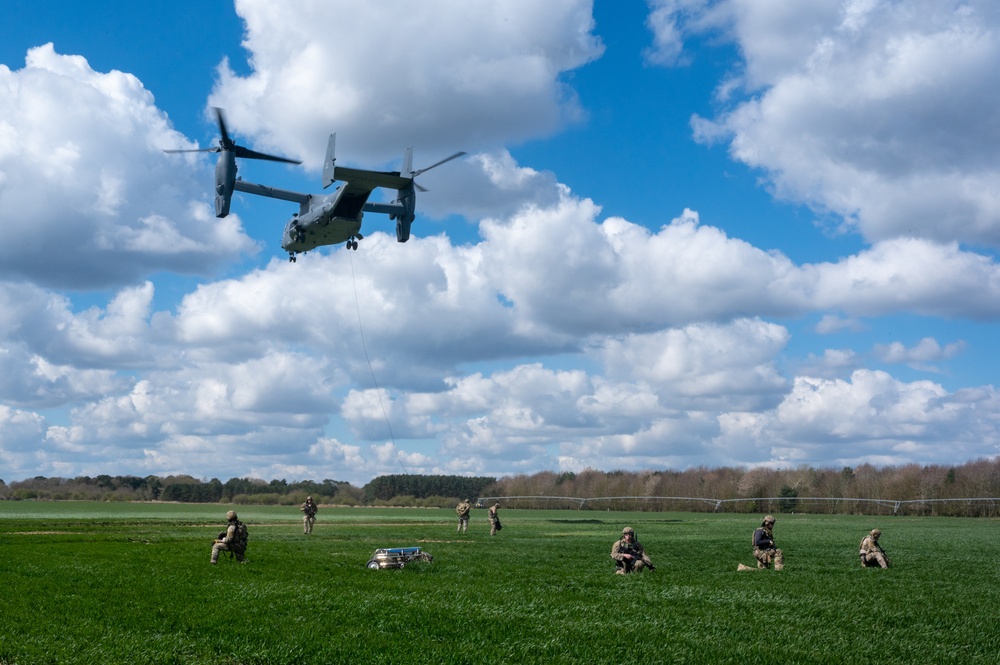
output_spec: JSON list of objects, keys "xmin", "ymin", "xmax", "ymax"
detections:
[{"xmin": 1, "ymin": 502, "xmax": 999, "ymax": 664}]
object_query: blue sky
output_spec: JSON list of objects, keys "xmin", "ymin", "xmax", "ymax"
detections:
[{"xmin": 2, "ymin": 0, "xmax": 999, "ymax": 486}]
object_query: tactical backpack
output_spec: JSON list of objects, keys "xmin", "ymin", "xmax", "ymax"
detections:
[{"xmin": 233, "ymin": 519, "xmax": 249, "ymax": 552}]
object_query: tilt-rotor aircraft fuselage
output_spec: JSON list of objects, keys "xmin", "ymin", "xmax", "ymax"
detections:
[{"xmin": 167, "ymin": 109, "xmax": 464, "ymax": 262}]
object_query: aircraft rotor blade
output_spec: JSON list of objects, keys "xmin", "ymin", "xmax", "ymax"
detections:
[
  {"xmin": 162, "ymin": 144, "xmax": 298, "ymax": 164},
  {"xmin": 410, "ymin": 151, "xmax": 467, "ymax": 178},
  {"xmin": 214, "ymin": 107, "xmax": 233, "ymax": 150},
  {"xmin": 232, "ymin": 146, "xmax": 302, "ymax": 164},
  {"xmin": 162, "ymin": 147, "xmax": 221, "ymax": 154},
  {"xmin": 210, "ymin": 107, "xmax": 301, "ymax": 163}
]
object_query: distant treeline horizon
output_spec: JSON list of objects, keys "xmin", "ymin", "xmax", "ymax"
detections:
[
  {"xmin": 0, "ymin": 473, "xmax": 498, "ymax": 508},
  {"xmin": 3, "ymin": 458, "xmax": 1000, "ymax": 516}
]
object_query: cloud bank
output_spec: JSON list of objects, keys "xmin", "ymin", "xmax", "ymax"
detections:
[{"xmin": 1, "ymin": 1, "xmax": 999, "ymax": 486}]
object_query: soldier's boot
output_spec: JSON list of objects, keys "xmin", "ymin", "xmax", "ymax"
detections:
[{"xmin": 737, "ymin": 563, "xmax": 755, "ymax": 572}]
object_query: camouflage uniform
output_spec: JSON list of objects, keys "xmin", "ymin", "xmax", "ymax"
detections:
[
  {"xmin": 301, "ymin": 496, "xmax": 318, "ymax": 534},
  {"xmin": 455, "ymin": 499, "xmax": 471, "ymax": 533},
  {"xmin": 752, "ymin": 515, "xmax": 784, "ymax": 570},
  {"xmin": 611, "ymin": 526, "xmax": 655, "ymax": 574},
  {"xmin": 211, "ymin": 510, "xmax": 247, "ymax": 564},
  {"xmin": 488, "ymin": 502, "xmax": 501, "ymax": 536},
  {"xmin": 860, "ymin": 529, "xmax": 890, "ymax": 568}
]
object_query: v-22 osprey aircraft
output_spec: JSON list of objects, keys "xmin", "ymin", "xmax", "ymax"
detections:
[{"xmin": 166, "ymin": 109, "xmax": 465, "ymax": 262}]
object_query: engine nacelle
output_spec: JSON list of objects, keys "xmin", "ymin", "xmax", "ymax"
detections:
[
  {"xmin": 394, "ymin": 182, "xmax": 416, "ymax": 243},
  {"xmin": 214, "ymin": 150, "xmax": 237, "ymax": 217}
]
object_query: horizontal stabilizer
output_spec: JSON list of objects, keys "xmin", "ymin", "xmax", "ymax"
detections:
[{"xmin": 332, "ymin": 165, "xmax": 411, "ymax": 190}]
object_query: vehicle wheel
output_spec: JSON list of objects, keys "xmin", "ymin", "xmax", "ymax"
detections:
[{"xmin": 366, "ymin": 560, "xmax": 380, "ymax": 570}]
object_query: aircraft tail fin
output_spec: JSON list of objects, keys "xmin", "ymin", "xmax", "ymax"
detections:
[
  {"xmin": 402, "ymin": 146, "xmax": 414, "ymax": 179},
  {"xmin": 322, "ymin": 133, "xmax": 337, "ymax": 189}
]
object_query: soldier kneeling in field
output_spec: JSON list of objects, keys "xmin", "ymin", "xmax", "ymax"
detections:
[
  {"xmin": 738, "ymin": 515, "xmax": 784, "ymax": 571},
  {"xmin": 859, "ymin": 528, "xmax": 890, "ymax": 568},
  {"xmin": 211, "ymin": 510, "xmax": 248, "ymax": 564},
  {"xmin": 611, "ymin": 526, "xmax": 655, "ymax": 574}
]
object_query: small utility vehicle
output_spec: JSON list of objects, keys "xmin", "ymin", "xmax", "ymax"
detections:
[{"xmin": 365, "ymin": 547, "xmax": 433, "ymax": 570}]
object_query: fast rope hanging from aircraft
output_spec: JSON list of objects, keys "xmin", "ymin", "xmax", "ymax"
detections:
[{"xmin": 349, "ymin": 250, "xmax": 409, "ymax": 474}]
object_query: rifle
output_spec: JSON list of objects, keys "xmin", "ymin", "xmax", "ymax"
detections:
[{"xmin": 617, "ymin": 543, "xmax": 655, "ymax": 571}]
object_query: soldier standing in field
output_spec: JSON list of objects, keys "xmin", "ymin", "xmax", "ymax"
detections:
[
  {"xmin": 611, "ymin": 526, "xmax": 655, "ymax": 574},
  {"xmin": 455, "ymin": 498, "xmax": 471, "ymax": 533},
  {"xmin": 301, "ymin": 496, "xmax": 318, "ymax": 534},
  {"xmin": 211, "ymin": 510, "xmax": 248, "ymax": 564},
  {"xmin": 751, "ymin": 515, "xmax": 783, "ymax": 570},
  {"xmin": 859, "ymin": 528, "xmax": 890, "ymax": 568},
  {"xmin": 488, "ymin": 501, "xmax": 502, "ymax": 536}
]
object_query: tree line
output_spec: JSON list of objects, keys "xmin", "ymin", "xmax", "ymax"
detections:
[
  {"xmin": 362, "ymin": 474, "xmax": 496, "ymax": 504},
  {"xmin": 3, "ymin": 458, "xmax": 1000, "ymax": 515},
  {"xmin": 486, "ymin": 458, "xmax": 1000, "ymax": 516},
  {"xmin": 0, "ymin": 474, "xmax": 360, "ymax": 505}
]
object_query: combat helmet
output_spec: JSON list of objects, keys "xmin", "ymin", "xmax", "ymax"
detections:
[
  {"xmin": 622, "ymin": 526, "xmax": 635, "ymax": 537},
  {"xmin": 762, "ymin": 515, "xmax": 775, "ymax": 526},
  {"xmin": 870, "ymin": 528, "xmax": 881, "ymax": 538},
  {"xmin": 226, "ymin": 510, "xmax": 238, "ymax": 521}
]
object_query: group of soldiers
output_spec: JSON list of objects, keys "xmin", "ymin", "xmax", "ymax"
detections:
[
  {"xmin": 611, "ymin": 515, "xmax": 891, "ymax": 575},
  {"xmin": 736, "ymin": 514, "xmax": 890, "ymax": 572},
  {"xmin": 212, "ymin": 496, "xmax": 501, "ymax": 564},
  {"xmin": 454, "ymin": 498, "xmax": 502, "ymax": 535},
  {"xmin": 211, "ymin": 500, "xmax": 890, "ymax": 573},
  {"xmin": 209, "ymin": 496, "xmax": 320, "ymax": 563}
]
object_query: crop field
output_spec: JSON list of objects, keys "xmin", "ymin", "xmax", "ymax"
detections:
[{"xmin": 1, "ymin": 503, "xmax": 999, "ymax": 664}]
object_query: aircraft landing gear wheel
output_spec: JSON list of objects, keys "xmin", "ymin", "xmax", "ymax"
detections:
[
  {"xmin": 352, "ymin": 240, "xmax": 358, "ymax": 250},
  {"xmin": 366, "ymin": 560, "xmax": 380, "ymax": 570}
]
